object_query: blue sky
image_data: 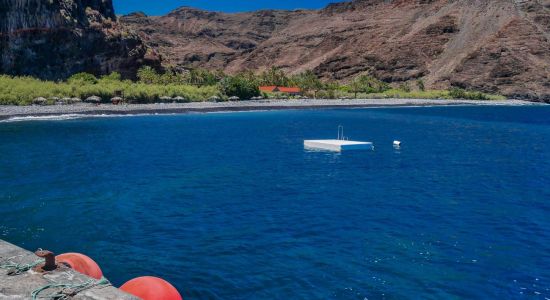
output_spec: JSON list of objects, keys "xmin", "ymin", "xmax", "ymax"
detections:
[{"xmin": 113, "ymin": 0, "xmax": 338, "ymax": 15}]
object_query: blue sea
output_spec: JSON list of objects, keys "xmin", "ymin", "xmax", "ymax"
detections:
[{"xmin": 1, "ymin": 106, "xmax": 549, "ymax": 299}]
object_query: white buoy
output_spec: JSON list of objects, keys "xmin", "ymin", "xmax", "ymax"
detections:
[{"xmin": 393, "ymin": 140, "xmax": 401, "ymax": 147}]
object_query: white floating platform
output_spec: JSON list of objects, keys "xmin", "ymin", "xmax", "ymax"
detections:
[{"xmin": 304, "ymin": 139, "xmax": 374, "ymax": 152}]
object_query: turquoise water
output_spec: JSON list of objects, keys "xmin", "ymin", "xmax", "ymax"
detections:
[{"xmin": 0, "ymin": 106, "xmax": 549, "ymax": 299}]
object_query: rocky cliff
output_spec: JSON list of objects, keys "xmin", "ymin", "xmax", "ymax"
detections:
[
  {"xmin": 0, "ymin": 0, "xmax": 160, "ymax": 79},
  {"xmin": 121, "ymin": 0, "xmax": 550, "ymax": 100}
]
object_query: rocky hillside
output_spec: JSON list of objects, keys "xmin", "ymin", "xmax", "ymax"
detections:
[
  {"xmin": 121, "ymin": 0, "xmax": 550, "ymax": 100},
  {"xmin": 0, "ymin": 0, "xmax": 160, "ymax": 79}
]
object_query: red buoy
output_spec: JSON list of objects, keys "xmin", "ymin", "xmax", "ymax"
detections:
[
  {"xmin": 56, "ymin": 253, "xmax": 103, "ymax": 280},
  {"xmin": 120, "ymin": 276, "xmax": 183, "ymax": 300}
]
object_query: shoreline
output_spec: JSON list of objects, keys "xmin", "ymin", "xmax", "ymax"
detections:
[{"xmin": 0, "ymin": 98, "xmax": 543, "ymax": 121}]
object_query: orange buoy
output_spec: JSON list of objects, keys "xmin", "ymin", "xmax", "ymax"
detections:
[
  {"xmin": 120, "ymin": 276, "xmax": 183, "ymax": 300},
  {"xmin": 56, "ymin": 253, "xmax": 103, "ymax": 279}
]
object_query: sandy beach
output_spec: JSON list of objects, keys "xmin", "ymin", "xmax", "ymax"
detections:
[{"xmin": 0, "ymin": 98, "xmax": 542, "ymax": 121}]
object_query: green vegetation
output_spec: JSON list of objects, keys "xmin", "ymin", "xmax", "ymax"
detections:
[
  {"xmin": 347, "ymin": 75, "xmax": 390, "ymax": 98},
  {"xmin": 259, "ymin": 67, "xmax": 292, "ymax": 87},
  {"xmin": 448, "ymin": 87, "xmax": 494, "ymax": 100},
  {"xmin": 291, "ymin": 70, "xmax": 324, "ymax": 97},
  {"xmin": 399, "ymin": 82, "xmax": 412, "ymax": 93},
  {"xmin": 0, "ymin": 73, "xmax": 218, "ymax": 105},
  {"xmin": 354, "ymin": 89, "xmax": 504, "ymax": 100},
  {"xmin": 0, "ymin": 67, "xmax": 505, "ymax": 105},
  {"xmin": 220, "ymin": 72, "xmax": 260, "ymax": 99},
  {"xmin": 136, "ymin": 66, "xmax": 224, "ymax": 86},
  {"xmin": 416, "ymin": 79, "xmax": 425, "ymax": 92}
]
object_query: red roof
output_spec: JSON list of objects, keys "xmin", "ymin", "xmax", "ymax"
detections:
[
  {"xmin": 258, "ymin": 86, "xmax": 301, "ymax": 93},
  {"xmin": 259, "ymin": 86, "xmax": 278, "ymax": 92},
  {"xmin": 278, "ymin": 87, "xmax": 301, "ymax": 93}
]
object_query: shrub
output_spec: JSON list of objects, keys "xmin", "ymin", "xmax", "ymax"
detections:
[
  {"xmin": 466, "ymin": 91, "xmax": 488, "ymax": 100},
  {"xmin": 100, "ymin": 72, "xmax": 121, "ymax": 82},
  {"xmin": 316, "ymin": 90, "xmax": 330, "ymax": 99},
  {"xmin": 219, "ymin": 74, "xmax": 260, "ymax": 100},
  {"xmin": 449, "ymin": 87, "xmax": 468, "ymax": 99},
  {"xmin": 417, "ymin": 79, "xmax": 425, "ymax": 91},
  {"xmin": 67, "ymin": 72, "xmax": 97, "ymax": 84},
  {"xmin": 348, "ymin": 74, "xmax": 390, "ymax": 96},
  {"xmin": 449, "ymin": 87, "xmax": 491, "ymax": 100},
  {"xmin": 398, "ymin": 82, "xmax": 412, "ymax": 93}
]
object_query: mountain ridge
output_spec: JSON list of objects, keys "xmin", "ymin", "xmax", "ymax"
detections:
[{"xmin": 121, "ymin": 0, "xmax": 550, "ymax": 100}]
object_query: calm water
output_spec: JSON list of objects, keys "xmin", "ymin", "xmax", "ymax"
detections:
[{"xmin": 1, "ymin": 106, "xmax": 549, "ymax": 299}]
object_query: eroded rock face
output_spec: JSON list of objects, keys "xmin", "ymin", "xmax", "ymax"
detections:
[
  {"xmin": 121, "ymin": 0, "xmax": 550, "ymax": 101},
  {"xmin": 121, "ymin": 7, "xmax": 306, "ymax": 72},
  {"xmin": 0, "ymin": 0, "xmax": 160, "ymax": 79}
]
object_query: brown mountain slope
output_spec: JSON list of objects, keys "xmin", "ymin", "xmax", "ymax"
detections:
[{"xmin": 121, "ymin": 0, "xmax": 550, "ymax": 100}]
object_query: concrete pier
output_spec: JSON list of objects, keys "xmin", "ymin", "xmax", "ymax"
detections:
[{"xmin": 0, "ymin": 239, "xmax": 138, "ymax": 299}]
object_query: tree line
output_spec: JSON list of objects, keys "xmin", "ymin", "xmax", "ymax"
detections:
[
  {"xmin": 136, "ymin": 66, "xmax": 395, "ymax": 100},
  {"xmin": 0, "ymin": 67, "xmax": 501, "ymax": 105}
]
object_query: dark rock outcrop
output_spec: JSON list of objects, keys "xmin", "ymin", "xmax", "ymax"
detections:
[
  {"xmin": 0, "ymin": 0, "xmax": 161, "ymax": 80},
  {"xmin": 121, "ymin": 0, "xmax": 550, "ymax": 100}
]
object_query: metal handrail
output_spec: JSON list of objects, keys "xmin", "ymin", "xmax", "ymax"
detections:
[{"xmin": 337, "ymin": 125, "xmax": 344, "ymax": 140}]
